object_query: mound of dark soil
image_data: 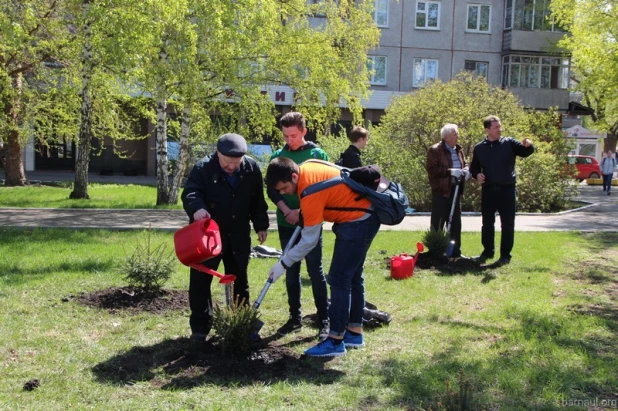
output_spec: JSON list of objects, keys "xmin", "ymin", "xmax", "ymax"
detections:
[
  {"xmin": 69, "ymin": 286, "xmax": 188, "ymax": 314},
  {"xmin": 414, "ymin": 252, "xmax": 483, "ymax": 274}
]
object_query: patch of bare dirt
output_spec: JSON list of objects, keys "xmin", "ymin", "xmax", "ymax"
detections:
[
  {"xmin": 415, "ymin": 253, "xmax": 484, "ymax": 275},
  {"xmin": 72, "ymin": 286, "xmax": 341, "ymax": 387},
  {"xmin": 92, "ymin": 335, "xmax": 343, "ymax": 389},
  {"xmin": 68, "ymin": 286, "xmax": 188, "ymax": 315}
]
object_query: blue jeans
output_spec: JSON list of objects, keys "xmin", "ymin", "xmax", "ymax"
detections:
[
  {"xmin": 278, "ymin": 225, "xmax": 328, "ymax": 321},
  {"xmin": 602, "ymin": 174, "xmax": 612, "ymax": 192},
  {"xmin": 328, "ymin": 214, "xmax": 381, "ymax": 337}
]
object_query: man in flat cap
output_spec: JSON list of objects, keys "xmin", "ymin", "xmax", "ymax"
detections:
[{"xmin": 181, "ymin": 133, "xmax": 269, "ymax": 342}]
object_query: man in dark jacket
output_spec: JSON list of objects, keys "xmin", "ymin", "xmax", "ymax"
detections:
[
  {"xmin": 426, "ymin": 123, "xmax": 469, "ymax": 258},
  {"xmin": 181, "ymin": 133, "xmax": 269, "ymax": 341},
  {"xmin": 469, "ymin": 115, "xmax": 534, "ymax": 265},
  {"xmin": 337, "ymin": 126, "xmax": 369, "ymax": 168}
]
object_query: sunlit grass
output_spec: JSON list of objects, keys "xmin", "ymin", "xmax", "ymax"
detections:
[{"xmin": 0, "ymin": 229, "xmax": 616, "ymax": 410}]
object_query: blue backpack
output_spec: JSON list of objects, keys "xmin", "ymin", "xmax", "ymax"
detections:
[{"xmin": 300, "ymin": 160, "xmax": 409, "ymax": 226}]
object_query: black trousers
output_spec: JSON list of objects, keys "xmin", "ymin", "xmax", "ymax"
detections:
[
  {"xmin": 430, "ymin": 187, "xmax": 462, "ymax": 257},
  {"xmin": 480, "ymin": 185, "xmax": 516, "ymax": 260},
  {"xmin": 188, "ymin": 246, "xmax": 250, "ymax": 335}
]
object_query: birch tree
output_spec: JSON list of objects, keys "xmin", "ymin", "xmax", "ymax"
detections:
[{"xmin": 133, "ymin": 0, "xmax": 380, "ymax": 205}]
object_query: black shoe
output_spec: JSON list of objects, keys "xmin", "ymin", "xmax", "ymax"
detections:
[
  {"xmin": 277, "ymin": 317, "xmax": 302, "ymax": 335},
  {"xmin": 608, "ymin": 191, "xmax": 611, "ymax": 196},
  {"xmin": 496, "ymin": 257, "xmax": 511, "ymax": 266},
  {"xmin": 318, "ymin": 319, "xmax": 330, "ymax": 341},
  {"xmin": 473, "ymin": 254, "xmax": 493, "ymax": 263}
]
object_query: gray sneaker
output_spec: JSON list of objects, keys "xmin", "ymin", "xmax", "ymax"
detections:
[{"xmin": 318, "ymin": 319, "xmax": 330, "ymax": 341}]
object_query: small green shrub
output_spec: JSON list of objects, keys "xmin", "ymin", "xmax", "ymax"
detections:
[
  {"xmin": 421, "ymin": 227, "xmax": 450, "ymax": 258},
  {"xmin": 121, "ymin": 228, "xmax": 175, "ymax": 291},
  {"xmin": 212, "ymin": 299, "xmax": 261, "ymax": 356}
]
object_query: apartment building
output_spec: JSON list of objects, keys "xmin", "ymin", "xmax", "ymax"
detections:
[{"xmin": 356, "ymin": 0, "xmax": 571, "ymax": 124}]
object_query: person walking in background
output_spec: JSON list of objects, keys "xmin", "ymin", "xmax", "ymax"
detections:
[
  {"xmin": 426, "ymin": 123, "xmax": 470, "ymax": 258},
  {"xmin": 337, "ymin": 126, "xmax": 369, "ymax": 168},
  {"xmin": 268, "ymin": 112, "xmax": 330, "ymax": 341},
  {"xmin": 600, "ymin": 150, "xmax": 616, "ymax": 195},
  {"xmin": 181, "ymin": 133, "xmax": 269, "ymax": 342},
  {"xmin": 265, "ymin": 157, "xmax": 381, "ymax": 357},
  {"xmin": 469, "ymin": 115, "xmax": 535, "ymax": 266}
]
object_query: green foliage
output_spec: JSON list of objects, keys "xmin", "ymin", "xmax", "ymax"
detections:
[
  {"xmin": 212, "ymin": 299, "xmax": 261, "ymax": 356},
  {"xmin": 551, "ymin": 0, "xmax": 618, "ymax": 148},
  {"xmin": 121, "ymin": 228, "xmax": 175, "ymax": 291},
  {"xmin": 370, "ymin": 73, "xmax": 573, "ymax": 212},
  {"xmin": 421, "ymin": 228, "xmax": 450, "ymax": 258}
]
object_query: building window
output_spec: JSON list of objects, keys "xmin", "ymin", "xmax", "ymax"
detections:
[
  {"xmin": 501, "ymin": 55, "xmax": 569, "ymax": 89},
  {"xmin": 505, "ymin": 0, "xmax": 513, "ymax": 29},
  {"xmin": 415, "ymin": 1, "xmax": 440, "ymax": 29},
  {"xmin": 465, "ymin": 60, "xmax": 488, "ymax": 78},
  {"xmin": 413, "ymin": 58, "xmax": 438, "ymax": 87},
  {"xmin": 506, "ymin": 0, "xmax": 566, "ymax": 32},
  {"xmin": 368, "ymin": 56, "xmax": 387, "ymax": 85},
  {"xmin": 374, "ymin": 0, "xmax": 388, "ymax": 27},
  {"xmin": 467, "ymin": 4, "xmax": 491, "ymax": 32}
]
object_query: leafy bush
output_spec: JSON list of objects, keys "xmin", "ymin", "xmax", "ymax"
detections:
[
  {"xmin": 354, "ymin": 73, "xmax": 574, "ymax": 213},
  {"xmin": 421, "ymin": 228, "xmax": 450, "ymax": 258},
  {"xmin": 212, "ymin": 299, "xmax": 261, "ymax": 356},
  {"xmin": 121, "ymin": 228, "xmax": 176, "ymax": 291}
]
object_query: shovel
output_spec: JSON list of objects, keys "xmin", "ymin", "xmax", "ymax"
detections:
[
  {"xmin": 251, "ymin": 225, "xmax": 302, "ymax": 335},
  {"xmin": 445, "ymin": 173, "xmax": 463, "ymax": 258}
]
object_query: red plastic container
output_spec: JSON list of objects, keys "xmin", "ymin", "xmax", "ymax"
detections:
[
  {"xmin": 390, "ymin": 253, "xmax": 416, "ymax": 280},
  {"xmin": 174, "ymin": 218, "xmax": 222, "ymax": 266}
]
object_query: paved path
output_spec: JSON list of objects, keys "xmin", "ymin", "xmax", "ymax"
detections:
[{"xmin": 1, "ymin": 171, "xmax": 617, "ymax": 231}]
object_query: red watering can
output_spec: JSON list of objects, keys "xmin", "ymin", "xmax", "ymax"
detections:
[
  {"xmin": 390, "ymin": 242, "xmax": 424, "ymax": 280},
  {"xmin": 174, "ymin": 218, "xmax": 236, "ymax": 284}
]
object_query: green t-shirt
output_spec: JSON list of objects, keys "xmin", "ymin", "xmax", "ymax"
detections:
[{"xmin": 270, "ymin": 143, "xmax": 329, "ymax": 227}]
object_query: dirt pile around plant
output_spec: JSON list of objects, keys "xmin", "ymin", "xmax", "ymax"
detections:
[
  {"xmin": 68, "ymin": 286, "xmax": 188, "ymax": 314},
  {"xmin": 71, "ymin": 287, "xmax": 338, "ymax": 387},
  {"xmin": 414, "ymin": 253, "xmax": 483, "ymax": 274}
]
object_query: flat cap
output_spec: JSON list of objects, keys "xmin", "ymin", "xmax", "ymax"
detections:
[{"xmin": 217, "ymin": 133, "xmax": 247, "ymax": 158}]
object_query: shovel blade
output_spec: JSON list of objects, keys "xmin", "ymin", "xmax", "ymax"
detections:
[{"xmin": 446, "ymin": 241, "xmax": 455, "ymax": 258}]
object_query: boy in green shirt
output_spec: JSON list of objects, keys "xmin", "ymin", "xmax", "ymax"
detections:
[{"xmin": 268, "ymin": 112, "xmax": 330, "ymax": 340}]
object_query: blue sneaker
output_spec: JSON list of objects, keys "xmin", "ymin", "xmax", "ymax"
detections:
[
  {"xmin": 304, "ymin": 338, "xmax": 346, "ymax": 357},
  {"xmin": 343, "ymin": 332, "xmax": 365, "ymax": 348}
]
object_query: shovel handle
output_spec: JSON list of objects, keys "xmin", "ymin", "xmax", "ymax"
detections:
[
  {"xmin": 252, "ymin": 225, "xmax": 303, "ymax": 311},
  {"xmin": 252, "ymin": 279, "xmax": 272, "ymax": 310}
]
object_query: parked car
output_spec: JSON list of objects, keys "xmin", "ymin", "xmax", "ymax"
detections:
[{"xmin": 567, "ymin": 155, "xmax": 602, "ymax": 181}]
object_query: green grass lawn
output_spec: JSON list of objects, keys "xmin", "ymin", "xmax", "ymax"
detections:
[
  {"xmin": 1, "ymin": 228, "xmax": 616, "ymax": 410},
  {"xmin": 0, "ymin": 184, "xmax": 278, "ymax": 211}
]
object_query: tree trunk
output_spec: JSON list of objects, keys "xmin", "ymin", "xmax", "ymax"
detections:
[
  {"xmin": 168, "ymin": 102, "xmax": 191, "ymax": 204},
  {"xmin": 71, "ymin": 1, "xmax": 94, "ymax": 199},
  {"xmin": 4, "ymin": 72, "xmax": 26, "ymax": 186},
  {"xmin": 155, "ymin": 98, "xmax": 170, "ymax": 205}
]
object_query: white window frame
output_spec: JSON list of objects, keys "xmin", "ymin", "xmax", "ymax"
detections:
[
  {"xmin": 413, "ymin": 58, "xmax": 438, "ymax": 87},
  {"xmin": 374, "ymin": 0, "xmax": 389, "ymax": 27},
  {"xmin": 466, "ymin": 4, "xmax": 491, "ymax": 33},
  {"xmin": 368, "ymin": 56, "xmax": 387, "ymax": 85},
  {"xmin": 464, "ymin": 60, "xmax": 489, "ymax": 78},
  {"xmin": 415, "ymin": 1, "xmax": 440, "ymax": 30},
  {"xmin": 501, "ymin": 54, "xmax": 570, "ymax": 89}
]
